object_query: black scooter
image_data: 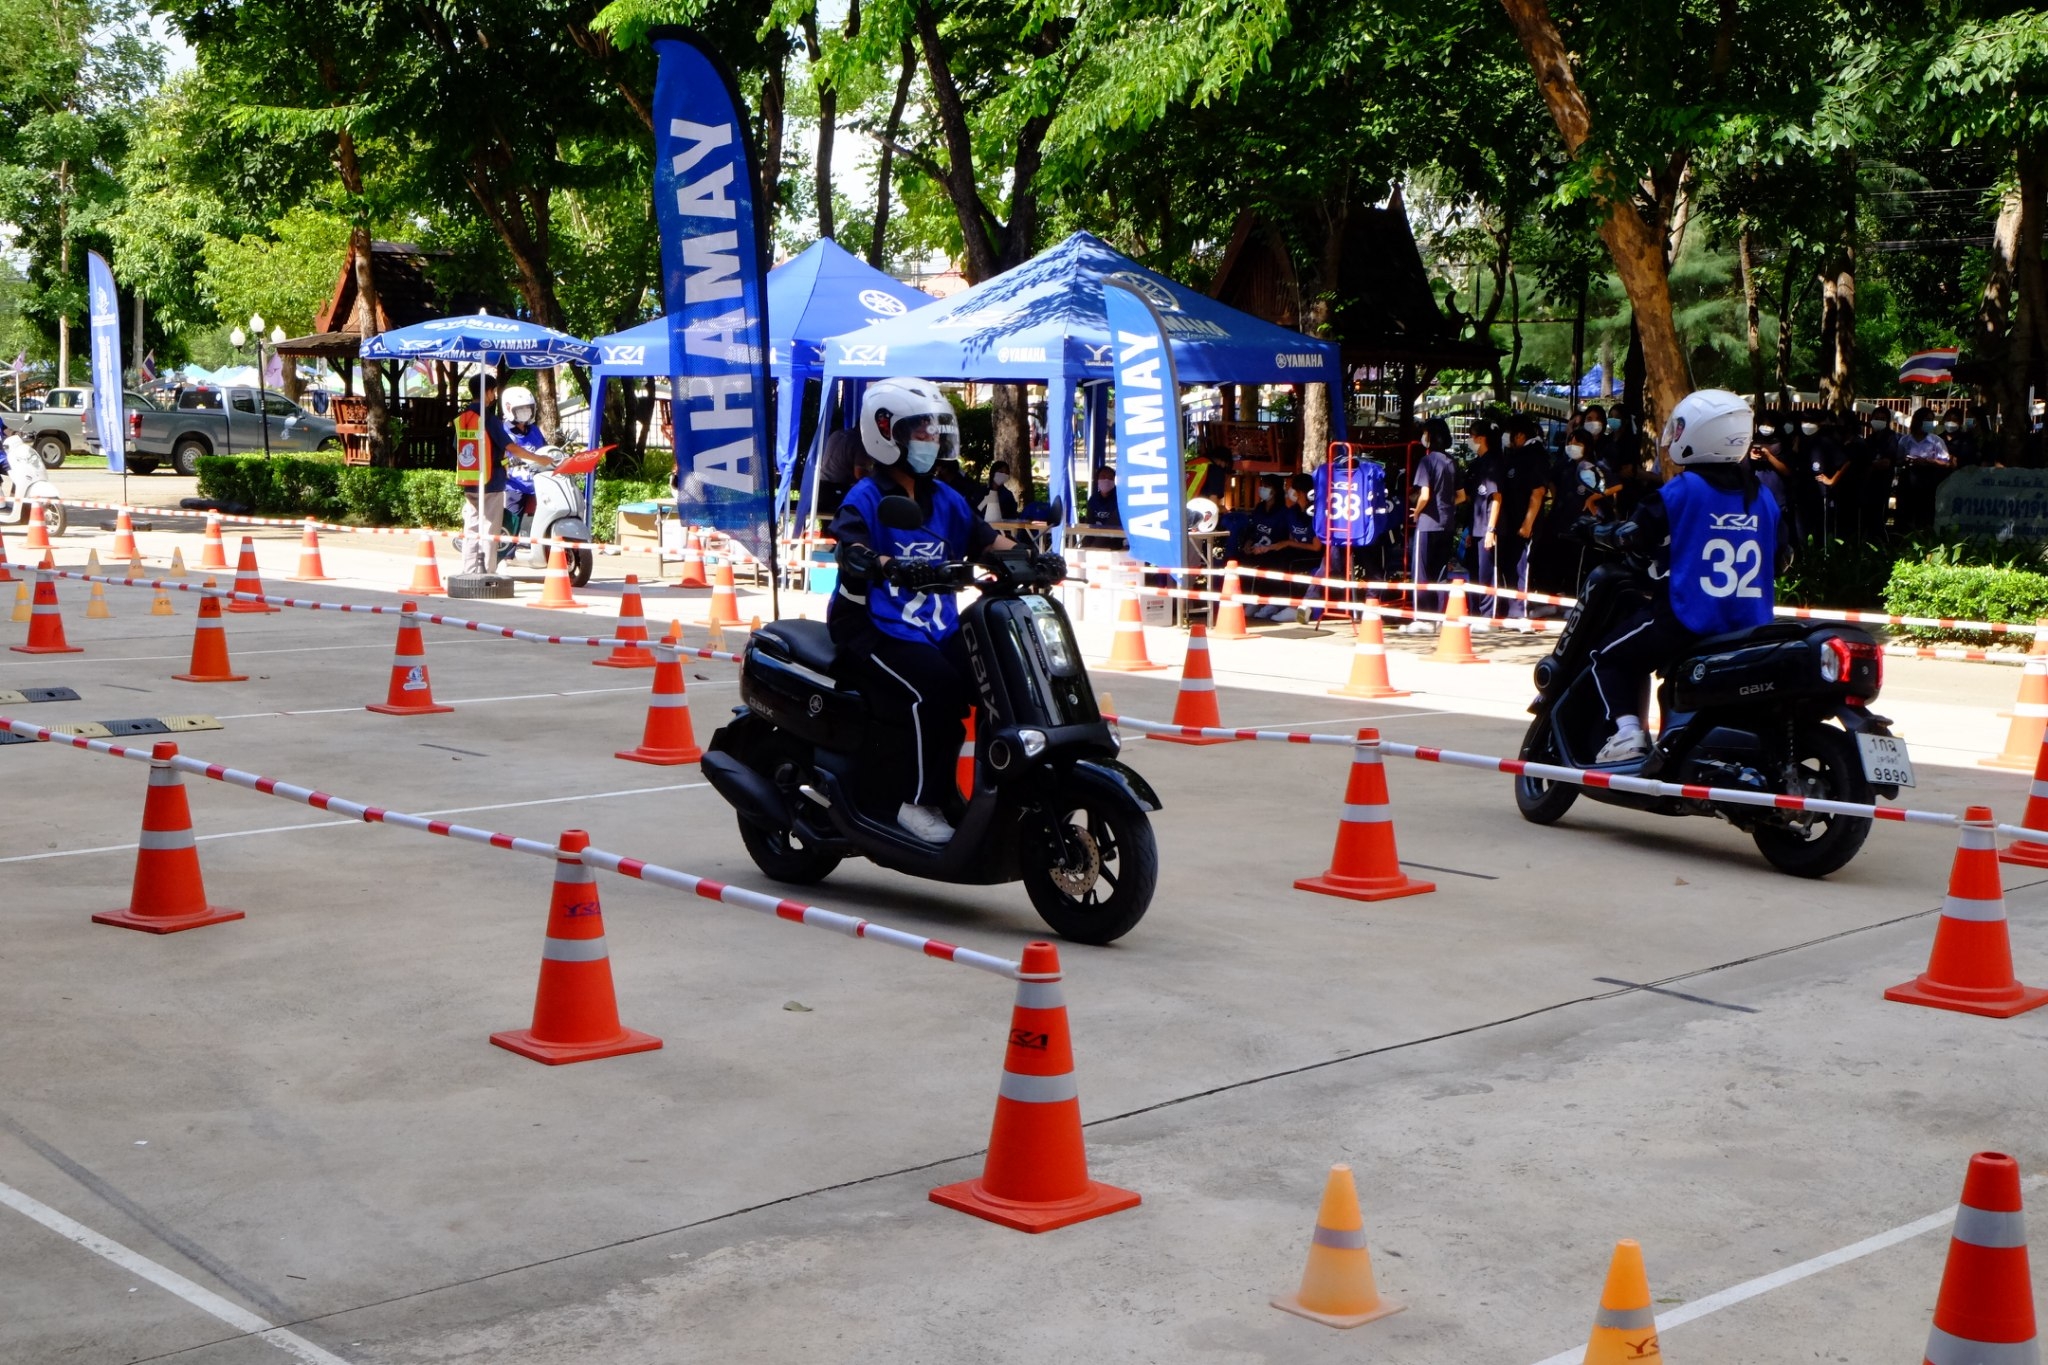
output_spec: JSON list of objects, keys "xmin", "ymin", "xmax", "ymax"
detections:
[
  {"xmin": 702, "ymin": 499, "xmax": 1161, "ymax": 944},
  {"xmin": 1516, "ymin": 534, "xmax": 1906, "ymax": 878}
]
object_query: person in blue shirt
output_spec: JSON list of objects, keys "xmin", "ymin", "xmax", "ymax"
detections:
[
  {"xmin": 1241, "ymin": 474, "xmax": 1322, "ymax": 620},
  {"xmin": 456, "ymin": 374, "xmax": 518, "ymax": 575},
  {"xmin": 1408, "ymin": 418, "xmax": 1458, "ymax": 630},
  {"xmin": 1585, "ymin": 389, "xmax": 1793, "ymax": 764},
  {"xmin": 828, "ymin": 377, "xmax": 1025, "ymax": 845}
]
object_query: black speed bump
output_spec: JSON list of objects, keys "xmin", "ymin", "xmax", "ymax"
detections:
[
  {"xmin": 102, "ymin": 718, "xmax": 173, "ymax": 737},
  {"xmin": 19, "ymin": 687, "xmax": 81, "ymax": 703}
]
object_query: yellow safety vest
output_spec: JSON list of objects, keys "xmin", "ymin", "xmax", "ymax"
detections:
[{"xmin": 455, "ymin": 410, "xmax": 483, "ymax": 489}]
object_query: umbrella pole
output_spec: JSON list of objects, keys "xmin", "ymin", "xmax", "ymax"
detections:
[{"xmin": 479, "ymin": 364, "xmax": 497, "ymax": 575}]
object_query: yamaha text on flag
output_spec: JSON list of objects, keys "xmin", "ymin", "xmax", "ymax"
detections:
[
  {"xmin": 651, "ymin": 30, "xmax": 775, "ymax": 564},
  {"xmin": 1104, "ymin": 279, "xmax": 1187, "ymax": 570},
  {"xmin": 87, "ymin": 251, "xmax": 126, "ymax": 475}
]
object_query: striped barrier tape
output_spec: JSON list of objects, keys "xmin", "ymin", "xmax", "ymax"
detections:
[
  {"xmin": 1091, "ymin": 574, "xmax": 1563, "ymax": 631},
  {"xmin": 0, "ymin": 714, "xmax": 1019, "ymax": 979}
]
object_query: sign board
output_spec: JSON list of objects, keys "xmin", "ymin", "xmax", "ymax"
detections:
[{"xmin": 1934, "ymin": 467, "xmax": 2048, "ymax": 540}]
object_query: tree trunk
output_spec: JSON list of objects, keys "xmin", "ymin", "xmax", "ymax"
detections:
[
  {"xmin": 913, "ymin": 1, "xmax": 1001, "ymax": 281},
  {"xmin": 1570, "ymin": 268, "xmax": 1588, "ymax": 405},
  {"xmin": 1300, "ymin": 199, "xmax": 1348, "ymax": 463},
  {"xmin": 1477, "ymin": 225, "xmax": 1511, "ymax": 401},
  {"xmin": 1623, "ymin": 315, "xmax": 1645, "ymax": 434},
  {"xmin": 801, "ymin": 9, "xmax": 835, "ymax": 241},
  {"xmin": 1499, "ymin": 0, "xmax": 1689, "ymax": 431},
  {"xmin": 1817, "ymin": 157, "xmax": 1857, "ymax": 416},
  {"xmin": 1775, "ymin": 252, "xmax": 1796, "ymax": 405},
  {"xmin": 1738, "ymin": 221, "xmax": 1763, "ymax": 411},
  {"xmin": 756, "ymin": 36, "xmax": 789, "ymax": 238},
  {"xmin": 335, "ymin": 129, "xmax": 392, "ymax": 467},
  {"xmin": 1981, "ymin": 141, "xmax": 2046, "ymax": 463},
  {"xmin": 994, "ymin": 384, "xmax": 1030, "ymax": 494},
  {"xmin": 868, "ymin": 41, "xmax": 915, "ymax": 268},
  {"xmin": 1507, "ymin": 261, "xmax": 1524, "ymax": 393}
]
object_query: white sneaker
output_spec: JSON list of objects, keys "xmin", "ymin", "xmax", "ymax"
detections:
[
  {"xmin": 897, "ymin": 802, "xmax": 955, "ymax": 843},
  {"xmin": 1595, "ymin": 728, "xmax": 1652, "ymax": 764}
]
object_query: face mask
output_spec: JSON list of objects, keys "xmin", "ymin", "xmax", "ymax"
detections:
[
  {"xmin": 1565, "ymin": 443, "xmax": 1584, "ymax": 459},
  {"xmin": 905, "ymin": 437, "xmax": 941, "ymax": 473},
  {"xmin": 1801, "ymin": 422, "xmax": 1819, "ymax": 437},
  {"xmin": 1258, "ymin": 487, "xmax": 1276, "ymax": 503},
  {"xmin": 1095, "ymin": 479, "xmax": 1113, "ymax": 494},
  {"xmin": 1945, "ymin": 421, "xmax": 1961, "ymax": 434},
  {"xmin": 1915, "ymin": 421, "xmax": 1932, "ymax": 436},
  {"xmin": 1757, "ymin": 424, "xmax": 1775, "ymax": 437},
  {"xmin": 992, "ymin": 472, "xmax": 1008, "ymax": 487},
  {"xmin": 1585, "ymin": 420, "xmax": 1604, "ymax": 436},
  {"xmin": 1579, "ymin": 465, "xmax": 1599, "ymax": 489}
]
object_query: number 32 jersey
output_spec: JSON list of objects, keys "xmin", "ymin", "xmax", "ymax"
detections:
[{"xmin": 1661, "ymin": 470, "xmax": 1778, "ymax": 636}]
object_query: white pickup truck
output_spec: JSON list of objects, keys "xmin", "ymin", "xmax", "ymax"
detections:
[{"xmin": 22, "ymin": 384, "xmax": 341, "ymax": 475}]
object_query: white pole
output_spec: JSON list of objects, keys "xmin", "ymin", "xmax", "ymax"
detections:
[{"xmin": 481, "ymin": 363, "xmax": 497, "ymax": 573}]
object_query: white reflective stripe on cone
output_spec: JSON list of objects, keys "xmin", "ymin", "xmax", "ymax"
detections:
[
  {"xmin": 1591, "ymin": 1305, "xmax": 1658, "ymax": 1331},
  {"xmin": 541, "ymin": 936, "xmax": 609, "ymax": 963},
  {"xmin": 998, "ymin": 1070, "xmax": 1079, "ymax": 1104},
  {"xmin": 648, "ymin": 693, "xmax": 688, "ymax": 708},
  {"xmin": 1941, "ymin": 895, "xmax": 2008, "ymax": 923},
  {"xmin": 1310, "ymin": 1226, "xmax": 1368, "ymax": 1250},
  {"xmin": 392, "ymin": 654, "xmax": 428, "ymax": 668},
  {"xmin": 2017, "ymin": 704, "xmax": 2048, "ymax": 717},
  {"xmin": 137, "ymin": 828, "xmax": 196, "ymax": 851},
  {"xmin": 1961, "ymin": 825, "xmax": 1998, "ymax": 850},
  {"xmin": 1342, "ymin": 802, "xmax": 1392, "ymax": 824},
  {"xmin": 1952, "ymin": 1204, "xmax": 2030, "ymax": 1248},
  {"xmin": 1923, "ymin": 1326, "xmax": 2038, "ymax": 1365},
  {"xmin": 1013, "ymin": 980, "xmax": 1065, "ymax": 1009},
  {"xmin": 2031, "ymin": 780, "xmax": 2048, "ymax": 799},
  {"xmin": 1179, "ymin": 677, "xmax": 1216, "ymax": 692},
  {"xmin": 147, "ymin": 767, "xmax": 179, "ymax": 787},
  {"xmin": 554, "ymin": 860, "xmax": 596, "ymax": 884}
]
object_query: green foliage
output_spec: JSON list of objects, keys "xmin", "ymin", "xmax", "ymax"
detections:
[
  {"xmin": 1885, "ymin": 557, "xmax": 2048, "ymax": 645},
  {"xmin": 591, "ymin": 479, "xmax": 669, "ymax": 542},
  {"xmin": 199, "ymin": 206, "xmax": 352, "ymax": 339}
]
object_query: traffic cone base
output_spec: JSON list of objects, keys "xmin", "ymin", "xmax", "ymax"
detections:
[
  {"xmin": 1293, "ymin": 869, "xmax": 1436, "ymax": 902},
  {"xmin": 93, "ymin": 904, "xmax": 245, "ymax": 934},
  {"xmin": 1884, "ymin": 976, "xmax": 2048, "ymax": 1018},
  {"xmin": 1272, "ymin": 1292, "xmax": 1403, "ymax": 1330},
  {"xmin": 1886, "ymin": 808, "xmax": 2048, "ymax": 1017},
  {"xmin": 491, "ymin": 1024, "xmax": 663, "ymax": 1065},
  {"xmin": 929, "ymin": 1175, "xmax": 1141, "ymax": 1234},
  {"xmin": 1272, "ymin": 1164, "xmax": 1403, "ymax": 1329}
]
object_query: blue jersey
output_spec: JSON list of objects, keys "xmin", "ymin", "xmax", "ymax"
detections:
[
  {"xmin": 1317, "ymin": 458, "xmax": 1389, "ymax": 545},
  {"xmin": 837, "ymin": 476, "xmax": 981, "ymax": 645},
  {"xmin": 1662, "ymin": 470, "xmax": 1778, "ymax": 635}
]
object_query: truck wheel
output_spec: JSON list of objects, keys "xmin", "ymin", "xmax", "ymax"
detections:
[
  {"xmin": 126, "ymin": 457, "xmax": 159, "ymax": 476},
  {"xmin": 35, "ymin": 436, "xmax": 66, "ymax": 469},
  {"xmin": 172, "ymin": 438, "xmax": 210, "ymax": 477}
]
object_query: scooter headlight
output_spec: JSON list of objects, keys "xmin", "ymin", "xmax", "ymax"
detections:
[
  {"xmin": 1026, "ymin": 596, "xmax": 1078, "ymax": 676},
  {"xmin": 1019, "ymin": 728, "xmax": 1048, "ymax": 758}
]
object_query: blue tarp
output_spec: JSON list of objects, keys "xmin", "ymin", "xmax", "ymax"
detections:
[{"xmin": 362, "ymin": 314, "xmax": 597, "ymax": 368}]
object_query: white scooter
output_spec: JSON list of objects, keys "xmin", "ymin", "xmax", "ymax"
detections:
[
  {"xmin": 452, "ymin": 445, "xmax": 602, "ymax": 587},
  {"xmin": 0, "ymin": 432, "xmax": 66, "ymax": 536}
]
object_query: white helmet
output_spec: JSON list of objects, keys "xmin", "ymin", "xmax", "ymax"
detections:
[
  {"xmin": 501, "ymin": 385, "xmax": 537, "ymax": 426},
  {"xmin": 858, "ymin": 377, "xmax": 959, "ymax": 474},
  {"xmin": 1660, "ymin": 389, "xmax": 1753, "ymax": 465}
]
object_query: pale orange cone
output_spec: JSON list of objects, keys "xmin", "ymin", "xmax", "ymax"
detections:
[
  {"xmin": 706, "ymin": 557, "xmax": 740, "ymax": 626},
  {"xmin": 289, "ymin": 521, "xmax": 330, "ymax": 581},
  {"xmin": 11, "ymin": 581, "xmax": 28, "ymax": 622},
  {"xmin": 678, "ymin": 531, "xmax": 709, "ymax": 588},
  {"xmin": 110, "ymin": 509, "xmax": 140, "ymax": 562},
  {"xmin": 169, "ymin": 547, "xmax": 187, "ymax": 579},
  {"xmin": 595, "ymin": 575, "xmax": 656, "ymax": 667},
  {"xmin": 1152, "ymin": 625, "xmax": 1232, "ymax": 745},
  {"xmin": 616, "ymin": 641, "xmax": 702, "ymax": 764},
  {"xmin": 1210, "ymin": 561, "xmax": 1253, "ymax": 641},
  {"xmin": 1429, "ymin": 580, "xmax": 1483, "ymax": 664},
  {"xmin": 957, "ymin": 709, "xmax": 978, "ymax": 800},
  {"xmin": 930, "ymin": 941, "xmax": 1140, "ymax": 1232},
  {"xmin": 23, "ymin": 501, "xmax": 50, "ymax": 550},
  {"xmin": 1098, "ymin": 591, "xmax": 1166, "ymax": 671},
  {"xmin": 11, "ymin": 567, "xmax": 81, "ymax": 654},
  {"xmin": 531, "ymin": 547, "xmax": 583, "ymax": 608},
  {"xmin": 2001, "ymin": 729, "xmax": 2048, "ymax": 868},
  {"xmin": 1331, "ymin": 600, "xmax": 1409, "ymax": 698},
  {"xmin": 1272, "ymin": 1163, "xmax": 1403, "ymax": 1328},
  {"xmin": 199, "ymin": 512, "xmax": 230, "ymax": 569},
  {"xmin": 85, "ymin": 580, "xmax": 111, "ymax": 619},
  {"xmin": 92, "ymin": 742, "xmax": 243, "ymax": 933},
  {"xmin": 151, "ymin": 583, "xmax": 175, "ymax": 616},
  {"xmin": 1579, "ymin": 1240, "xmax": 1664, "ymax": 1364},
  {"xmin": 408, "ymin": 530, "xmax": 446, "ymax": 596},
  {"xmin": 172, "ymin": 582, "xmax": 246, "ymax": 682},
  {"xmin": 1885, "ymin": 806, "xmax": 2048, "ymax": 1017},
  {"xmin": 1985, "ymin": 647, "xmax": 2048, "ymax": 769},
  {"xmin": 366, "ymin": 603, "xmax": 454, "ymax": 715},
  {"xmin": 1295, "ymin": 729, "xmax": 1434, "ymax": 901},
  {"xmin": 225, "ymin": 536, "xmax": 279, "ymax": 613}
]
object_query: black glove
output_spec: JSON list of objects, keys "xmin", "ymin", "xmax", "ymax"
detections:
[
  {"xmin": 837, "ymin": 539, "xmax": 880, "ymax": 582},
  {"xmin": 1031, "ymin": 552, "xmax": 1068, "ymax": 585},
  {"xmin": 887, "ymin": 559, "xmax": 948, "ymax": 591}
]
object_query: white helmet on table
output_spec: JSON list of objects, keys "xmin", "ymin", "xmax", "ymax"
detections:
[
  {"xmin": 1660, "ymin": 389, "xmax": 1753, "ymax": 465},
  {"xmin": 501, "ymin": 385, "xmax": 537, "ymax": 426},
  {"xmin": 858, "ymin": 377, "xmax": 959, "ymax": 474}
]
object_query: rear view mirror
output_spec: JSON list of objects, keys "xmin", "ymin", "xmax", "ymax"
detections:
[{"xmin": 878, "ymin": 495, "xmax": 925, "ymax": 530}]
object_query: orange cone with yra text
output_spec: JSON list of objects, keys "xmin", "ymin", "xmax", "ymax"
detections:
[
  {"xmin": 366, "ymin": 602, "xmax": 453, "ymax": 715},
  {"xmin": 225, "ymin": 535, "xmax": 279, "ymax": 613},
  {"xmin": 616, "ymin": 641, "xmax": 702, "ymax": 764},
  {"xmin": 490, "ymin": 829, "xmax": 662, "ymax": 1064},
  {"xmin": 199, "ymin": 512, "xmax": 229, "ymax": 568},
  {"xmin": 2000, "ymin": 729, "xmax": 2048, "ymax": 868},
  {"xmin": 1429, "ymin": 580, "xmax": 1483, "ymax": 664},
  {"xmin": 957, "ymin": 708, "xmax": 977, "ymax": 799},
  {"xmin": 173, "ymin": 582, "xmax": 247, "ymax": 681},
  {"xmin": 1331, "ymin": 599, "xmax": 1409, "ymax": 699},
  {"xmin": 1152, "ymin": 624, "xmax": 1231, "ymax": 744},
  {"xmin": 11, "ymin": 567, "xmax": 81, "ymax": 654},
  {"xmin": 110, "ymin": 508, "xmax": 140, "ymax": 562},
  {"xmin": 1919, "ymin": 1152, "xmax": 2037, "ymax": 1365},
  {"xmin": 1984, "ymin": 640, "xmax": 2048, "ymax": 769},
  {"xmin": 1578, "ymin": 1239, "xmax": 1663, "ymax": 1365},
  {"xmin": 23, "ymin": 501, "xmax": 50, "ymax": 551},
  {"xmin": 1272, "ymin": 1163, "xmax": 1403, "ymax": 1328},
  {"xmin": 931, "ymin": 940, "xmax": 1140, "ymax": 1232},
  {"xmin": 1295, "ymin": 729, "xmax": 1434, "ymax": 901},
  {"xmin": 1885, "ymin": 806, "xmax": 2048, "ymax": 1017},
  {"xmin": 408, "ymin": 530, "xmax": 446, "ymax": 596},
  {"xmin": 1098, "ymin": 591, "xmax": 1166, "ymax": 671},
  {"xmin": 92, "ymin": 742, "xmax": 244, "ymax": 933},
  {"xmin": 706, "ymin": 557, "xmax": 740, "ymax": 626},
  {"xmin": 289, "ymin": 521, "xmax": 330, "ymax": 581},
  {"xmin": 595, "ymin": 574, "xmax": 657, "ymax": 667},
  {"xmin": 1210, "ymin": 560, "xmax": 1252, "ymax": 641},
  {"xmin": 531, "ymin": 546, "xmax": 584, "ymax": 608},
  {"xmin": 678, "ymin": 531, "xmax": 709, "ymax": 588}
]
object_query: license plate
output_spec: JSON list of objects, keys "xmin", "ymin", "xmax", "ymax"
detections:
[{"xmin": 1856, "ymin": 732, "xmax": 1916, "ymax": 788}]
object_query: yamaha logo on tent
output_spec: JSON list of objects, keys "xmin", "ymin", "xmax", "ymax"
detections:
[
  {"xmin": 1104, "ymin": 271, "xmax": 1179, "ymax": 312},
  {"xmin": 859, "ymin": 288, "xmax": 908, "ymax": 317}
]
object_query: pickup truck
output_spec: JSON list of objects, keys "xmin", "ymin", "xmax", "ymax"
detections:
[{"xmin": 28, "ymin": 384, "xmax": 340, "ymax": 475}]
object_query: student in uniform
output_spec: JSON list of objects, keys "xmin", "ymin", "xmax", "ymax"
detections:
[{"xmin": 1408, "ymin": 417, "xmax": 1458, "ymax": 628}]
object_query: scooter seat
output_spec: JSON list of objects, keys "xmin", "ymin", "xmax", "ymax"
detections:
[
  {"xmin": 754, "ymin": 618, "xmax": 839, "ymax": 675},
  {"xmin": 1689, "ymin": 620, "xmax": 1826, "ymax": 654}
]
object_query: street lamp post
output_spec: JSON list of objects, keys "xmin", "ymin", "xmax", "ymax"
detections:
[
  {"xmin": 226, "ymin": 326, "xmax": 244, "ymax": 461},
  {"xmin": 250, "ymin": 313, "xmax": 272, "ymax": 458}
]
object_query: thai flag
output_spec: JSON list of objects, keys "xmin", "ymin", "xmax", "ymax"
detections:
[
  {"xmin": 139, "ymin": 349, "xmax": 157, "ymax": 383},
  {"xmin": 9, "ymin": 351, "xmax": 23, "ymax": 375},
  {"xmin": 1899, "ymin": 347, "xmax": 1959, "ymax": 383}
]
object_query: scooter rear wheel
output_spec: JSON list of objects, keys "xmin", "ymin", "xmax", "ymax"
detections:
[
  {"xmin": 1021, "ymin": 790, "xmax": 1157, "ymax": 945},
  {"xmin": 1750, "ymin": 722, "xmax": 1872, "ymax": 878},
  {"xmin": 41, "ymin": 502, "xmax": 66, "ymax": 538},
  {"xmin": 569, "ymin": 545, "xmax": 594, "ymax": 587},
  {"xmin": 737, "ymin": 816, "xmax": 842, "ymax": 885}
]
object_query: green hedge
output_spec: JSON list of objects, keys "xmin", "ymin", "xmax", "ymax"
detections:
[{"xmin": 1884, "ymin": 558, "xmax": 2048, "ymax": 644}]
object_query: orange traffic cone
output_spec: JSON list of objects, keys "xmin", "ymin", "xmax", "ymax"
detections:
[
  {"xmin": 1331, "ymin": 600, "xmax": 1409, "ymax": 699},
  {"xmin": 23, "ymin": 501, "xmax": 50, "ymax": 550},
  {"xmin": 1295, "ymin": 729, "xmax": 1435, "ymax": 902},
  {"xmin": 490, "ymin": 829, "xmax": 662, "ymax": 1064},
  {"xmin": 91, "ymin": 742, "xmax": 245, "ymax": 933},
  {"xmin": 678, "ymin": 531, "xmax": 709, "ymax": 588},
  {"xmin": 706, "ymin": 557, "xmax": 740, "ymax": 627},
  {"xmin": 110, "ymin": 508, "xmax": 140, "ymax": 562},
  {"xmin": 1429, "ymin": 580, "xmax": 1483, "ymax": 664},
  {"xmin": 11, "ymin": 567, "xmax": 81, "ymax": 654},
  {"xmin": 199, "ymin": 512, "xmax": 229, "ymax": 569},
  {"xmin": 289, "ymin": 520, "xmax": 330, "ymax": 581},
  {"xmin": 930, "ymin": 941, "xmax": 1140, "ymax": 1232},
  {"xmin": 1984, "ymin": 647, "xmax": 2048, "ymax": 769},
  {"xmin": 531, "ymin": 546, "xmax": 583, "ymax": 608},
  {"xmin": 2001, "ymin": 730, "xmax": 2048, "ymax": 868},
  {"xmin": 1885, "ymin": 806, "xmax": 2048, "ymax": 1017},
  {"xmin": 85, "ymin": 580, "xmax": 111, "ymax": 619},
  {"xmin": 1152, "ymin": 624, "xmax": 1231, "ymax": 745},
  {"xmin": 172, "ymin": 582, "xmax": 247, "ymax": 682},
  {"xmin": 1099, "ymin": 591, "xmax": 1166, "ymax": 671},
  {"xmin": 1578, "ymin": 1239, "xmax": 1664, "ymax": 1365},
  {"xmin": 1210, "ymin": 561, "xmax": 1252, "ymax": 641},
  {"xmin": 957, "ymin": 709, "xmax": 978, "ymax": 800},
  {"xmin": 366, "ymin": 603, "xmax": 454, "ymax": 715},
  {"xmin": 1918, "ymin": 1152, "xmax": 2037, "ymax": 1365},
  {"xmin": 595, "ymin": 575, "xmax": 657, "ymax": 668},
  {"xmin": 616, "ymin": 642, "xmax": 702, "ymax": 764},
  {"xmin": 225, "ymin": 535, "xmax": 279, "ymax": 613},
  {"xmin": 408, "ymin": 530, "xmax": 446, "ymax": 596},
  {"xmin": 0, "ymin": 521, "xmax": 12, "ymax": 583},
  {"xmin": 1272, "ymin": 1163, "xmax": 1402, "ymax": 1328}
]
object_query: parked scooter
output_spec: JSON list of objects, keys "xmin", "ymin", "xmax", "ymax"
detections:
[
  {"xmin": 0, "ymin": 432, "xmax": 67, "ymax": 536},
  {"xmin": 452, "ymin": 445, "xmax": 603, "ymax": 585},
  {"xmin": 703, "ymin": 496, "xmax": 1161, "ymax": 944}
]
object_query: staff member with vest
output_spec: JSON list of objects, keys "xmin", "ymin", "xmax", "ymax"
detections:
[{"xmin": 455, "ymin": 374, "xmax": 515, "ymax": 574}]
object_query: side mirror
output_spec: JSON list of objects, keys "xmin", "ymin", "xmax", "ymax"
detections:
[{"xmin": 878, "ymin": 495, "xmax": 924, "ymax": 530}]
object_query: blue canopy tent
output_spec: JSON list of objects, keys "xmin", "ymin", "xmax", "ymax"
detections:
[
  {"xmin": 589, "ymin": 239, "xmax": 935, "ymax": 517},
  {"xmin": 816, "ymin": 231, "xmax": 1344, "ymax": 538}
]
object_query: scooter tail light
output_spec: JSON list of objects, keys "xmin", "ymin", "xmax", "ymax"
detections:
[{"xmin": 1820, "ymin": 636, "xmax": 1849, "ymax": 683}]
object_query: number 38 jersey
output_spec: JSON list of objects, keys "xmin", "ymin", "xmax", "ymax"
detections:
[{"xmin": 1661, "ymin": 470, "xmax": 1778, "ymax": 636}]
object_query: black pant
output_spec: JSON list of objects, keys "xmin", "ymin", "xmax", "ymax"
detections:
[
  {"xmin": 1411, "ymin": 527, "xmax": 1451, "ymax": 615},
  {"xmin": 838, "ymin": 625, "xmax": 972, "ymax": 808},
  {"xmin": 1588, "ymin": 602, "xmax": 1693, "ymax": 723},
  {"xmin": 1246, "ymin": 548, "xmax": 1321, "ymax": 604}
]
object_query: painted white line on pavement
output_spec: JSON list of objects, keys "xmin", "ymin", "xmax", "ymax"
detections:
[
  {"xmin": 0, "ymin": 783, "xmax": 711, "ymax": 864},
  {"xmin": 0, "ymin": 1178, "xmax": 352, "ymax": 1365},
  {"xmin": 0, "ymin": 639, "xmax": 493, "ymax": 667}
]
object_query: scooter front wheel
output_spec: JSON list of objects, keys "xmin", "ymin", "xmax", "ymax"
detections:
[
  {"xmin": 568, "ymin": 544, "xmax": 594, "ymax": 587},
  {"xmin": 1514, "ymin": 710, "xmax": 1578, "ymax": 824},
  {"xmin": 40, "ymin": 502, "xmax": 66, "ymax": 537},
  {"xmin": 737, "ymin": 816, "xmax": 842, "ymax": 885},
  {"xmin": 1021, "ymin": 781, "xmax": 1157, "ymax": 945}
]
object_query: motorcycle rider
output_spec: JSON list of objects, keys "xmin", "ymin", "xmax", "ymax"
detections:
[
  {"xmin": 500, "ymin": 385, "xmax": 549, "ymax": 453},
  {"xmin": 827, "ymin": 378, "xmax": 1030, "ymax": 845},
  {"xmin": 1584, "ymin": 389, "xmax": 1792, "ymax": 764}
]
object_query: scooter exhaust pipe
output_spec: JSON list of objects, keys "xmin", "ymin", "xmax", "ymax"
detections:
[{"xmin": 701, "ymin": 751, "xmax": 793, "ymax": 831}]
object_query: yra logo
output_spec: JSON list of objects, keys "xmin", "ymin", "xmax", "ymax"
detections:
[
  {"xmin": 858, "ymin": 288, "xmax": 908, "ymax": 317},
  {"xmin": 603, "ymin": 344, "xmax": 647, "ymax": 367},
  {"xmin": 1083, "ymin": 344, "xmax": 1114, "ymax": 366},
  {"xmin": 1708, "ymin": 512, "xmax": 1760, "ymax": 531},
  {"xmin": 838, "ymin": 343, "xmax": 888, "ymax": 367}
]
